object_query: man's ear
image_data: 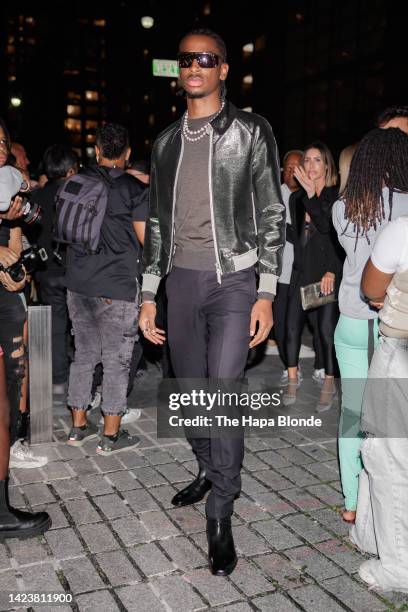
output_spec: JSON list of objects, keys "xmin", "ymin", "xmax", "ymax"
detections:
[
  {"xmin": 220, "ymin": 62, "xmax": 229, "ymax": 82},
  {"xmin": 125, "ymin": 147, "xmax": 131, "ymax": 161}
]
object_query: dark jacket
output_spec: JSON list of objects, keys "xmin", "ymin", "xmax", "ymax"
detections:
[
  {"xmin": 142, "ymin": 100, "xmax": 286, "ymax": 296},
  {"xmin": 288, "ymin": 186, "xmax": 343, "ymax": 295}
]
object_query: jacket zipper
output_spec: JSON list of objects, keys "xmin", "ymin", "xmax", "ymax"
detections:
[
  {"xmin": 166, "ymin": 136, "xmax": 184, "ymax": 274},
  {"xmin": 251, "ymin": 191, "xmax": 258, "ymax": 235},
  {"xmin": 208, "ymin": 127, "xmax": 222, "ymax": 283}
]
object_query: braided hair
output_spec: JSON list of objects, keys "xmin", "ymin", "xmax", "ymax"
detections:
[{"xmin": 342, "ymin": 127, "xmax": 408, "ymax": 242}]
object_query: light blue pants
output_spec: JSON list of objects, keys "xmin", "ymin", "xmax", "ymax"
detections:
[{"xmin": 334, "ymin": 314, "xmax": 379, "ymax": 510}]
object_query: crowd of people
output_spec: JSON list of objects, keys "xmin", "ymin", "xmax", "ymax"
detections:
[{"xmin": 0, "ymin": 27, "xmax": 407, "ymax": 590}]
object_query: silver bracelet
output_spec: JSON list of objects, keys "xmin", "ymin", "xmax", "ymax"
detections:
[{"xmin": 141, "ymin": 300, "xmax": 156, "ymax": 305}]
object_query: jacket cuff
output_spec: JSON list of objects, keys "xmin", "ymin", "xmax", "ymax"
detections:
[
  {"xmin": 258, "ymin": 273, "xmax": 278, "ymax": 297},
  {"xmin": 257, "ymin": 292, "xmax": 274, "ymax": 301},
  {"xmin": 142, "ymin": 273, "xmax": 161, "ymax": 297}
]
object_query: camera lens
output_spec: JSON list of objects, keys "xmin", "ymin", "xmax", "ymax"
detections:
[{"xmin": 21, "ymin": 199, "xmax": 42, "ymax": 224}]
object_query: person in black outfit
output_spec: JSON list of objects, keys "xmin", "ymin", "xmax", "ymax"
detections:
[
  {"xmin": 284, "ymin": 141, "xmax": 342, "ymax": 410},
  {"xmin": 31, "ymin": 145, "xmax": 79, "ymax": 393}
]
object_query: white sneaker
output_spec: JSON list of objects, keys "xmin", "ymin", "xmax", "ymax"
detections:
[
  {"xmin": 99, "ymin": 408, "xmax": 142, "ymax": 425},
  {"xmin": 280, "ymin": 368, "xmax": 303, "ymax": 386},
  {"xmin": 9, "ymin": 440, "xmax": 49, "ymax": 469},
  {"xmin": 264, "ymin": 342, "xmax": 279, "ymax": 356},
  {"xmin": 299, "ymin": 344, "xmax": 315, "ymax": 358},
  {"xmin": 312, "ymin": 368, "xmax": 325, "ymax": 384}
]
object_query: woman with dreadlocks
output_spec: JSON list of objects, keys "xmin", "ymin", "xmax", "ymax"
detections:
[{"xmin": 332, "ymin": 127, "xmax": 408, "ymax": 524}]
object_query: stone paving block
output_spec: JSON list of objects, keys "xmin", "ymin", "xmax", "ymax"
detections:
[
  {"xmin": 7, "ymin": 485, "xmax": 25, "ymax": 507},
  {"xmin": 310, "ymin": 508, "xmax": 350, "ymax": 537},
  {"xmin": 166, "ymin": 444, "xmax": 196, "ymax": 462},
  {"xmin": 61, "ymin": 556, "xmax": 105, "ymax": 594},
  {"xmin": 230, "ymin": 558, "xmax": 275, "ymax": 596},
  {"xmin": 281, "ymin": 514, "xmax": 330, "ymax": 544},
  {"xmin": 76, "ymin": 590, "xmax": 120, "ymax": 611},
  {"xmin": 256, "ymin": 449, "xmax": 293, "ymax": 469},
  {"xmin": 185, "ymin": 567, "xmax": 242, "ymax": 607},
  {"xmin": 93, "ymin": 493, "xmax": 132, "ymax": 520},
  {"xmin": 252, "ymin": 592, "xmax": 299, "ymax": 611},
  {"xmin": 116, "ymin": 583, "xmax": 166, "ymax": 611},
  {"xmin": 129, "ymin": 542, "xmax": 174, "ymax": 576},
  {"xmin": 254, "ymin": 469, "xmax": 295, "ymax": 491},
  {"xmin": 105, "ymin": 470, "xmax": 141, "ymax": 491},
  {"xmin": 254, "ymin": 492, "xmax": 297, "ymax": 517},
  {"xmin": 242, "ymin": 453, "xmax": 269, "ymax": 471},
  {"xmin": 7, "ymin": 536, "xmax": 49, "ymax": 565},
  {"xmin": 64, "ymin": 498, "xmax": 101, "ymax": 525},
  {"xmin": 161, "ymin": 536, "xmax": 206, "ymax": 570},
  {"xmin": 132, "ymin": 466, "xmax": 168, "ymax": 488},
  {"xmin": 11, "ymin": 467, "xmax": 44, "ymax": 485},
  {"xmin": 315, "ymin": 539, "xmax": 365, "ymax": 573},
  {"xmin": 306, "ymin": 484, "xmax": 343, "ymax": 507},
  {"xmin": 0, "ymin": 569, "xmax": 19, "ymax": 595},
  {"xmin": 152, "ymin": 574, "xmax": 206, "ymax": 611},
  {"xmin": 51, "ymin": 478, "xmax": 86, "ymax": 501},
  {"xmin": 241, "ymin": 473, "xmax": 269, "ymax": 496},
  {"xmin": 41, "ymin": 461, "xmax": 72, "ymax": 481},
  {"xmin": 285, "ymin": 545, "xmax": 344, "ymax": 580},
  {"xmin": 304, "ymin": 461, "xmax": 340, "ymax": 482},
  {"xmin": 143, "ymin": 449, "xmax": 174, "ymax": 465},
  {"xmin": 233, "ymin": 525, "xmax": 272, "ymax": 555},
  {"xmin": 57, "ymin": 444, "xmax": 86, "ymax": 460},
  {"xmin": 124, "ymin": 488, "xmax": 160, "ymax": 513},
  {"xmin": 167, "ymin": 506, "xmax": 205, "ymax": 533},
  {"xmin": 37, "ymin": 502, "xmax": 69, "ymax": 530},
  {"xmin": 323, "ymin": 574, "xmax": 388, "ymax": 611},
  {"xmin": 276, "ymin": 446, "xmax": 316, "ymax": 465},
  {"xmin": 279, "ymin": 487, "xmax": 325, "ymax": 511},
  {"xmin": 79, "ymin": 474, "xmax": 113, "ymax": 496},
  {"xmin": 182, "ymin": 459, "xmax": 199, "ymax": 474},
  {"xmin": 140, "ymin": 510, "xmax": 179, "ymax": 539},
  {"xmin": 95, "ymin": 550, "xmax": 141, "ymax": 586},
  {"xmin": 110, "ymin": 516, "xmax": 151, "ymax": 546},
  {"xmin": 22, "ymin": 562, "xmax": 64, "ymax": 592},
  {"xmin": 156, "ymin": 463, "xmax": 193, "ymax": 483},
  {"xmin": 46, "ymin": 527, "xmax": 84, "ymax": 559},
  {"xmin": 0, "ymin": 542, "xmax": 11, "ymax": 570},
  {"xmin": 253, "ymin": 518, "xmax": 302, "ymax": 550},
  {"xmin": 92, "ymin": 455, "xmax": 124, "ymax": 473},
  {"xmin": 148, "ymin": 483, "xmax": 179, "ymax": 509},
  {"xmin": 275, "ymin": 465, "xmax": 320, "ymax": 487},
  {"xmin": 79, "ymin": 523, "xmax": 119, "ymax": 553},
  {"xmin": 245, "ymin": 437, "xmax": 290, "ymax": 452},
  {"xmin": 289, "ymin": 584, "xmax": 345, "ymax": 611},
  {"xmin": 66, "ymin": 458, "xmax": 99, "ymax": 477},
  {"xmin": 118, "ymin": 453, "xmax": 149, "ymax": 469},
  {"xmin": 21, "ymin": 483, "xmax": 56, "ymax": 506},
  {"xmin": 299, "ymin": 444, "xmax": 335, "ymax": 462},
  {"xmin": 218, "ymin": 603, "xmax": 253, "ymax": 612},
  {"xmin": 253, "ymin": 553, "xmax": 310, "ymax": 589},
  {"xmin": 233, "ymin": 497, "xmax": 270, "ymax": 522}
]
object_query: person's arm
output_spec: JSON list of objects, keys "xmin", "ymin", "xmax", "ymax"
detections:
[
  {"xmin": 361, "ymin": 259, "xmax": 393, "ymax": 304},
  {"xmin": 132, "ymin": 221, "xmax": 145, "ymax": 246},
  {"xmin": 8, "ymin": 226, "xmax": 23, "ymax": 257}
]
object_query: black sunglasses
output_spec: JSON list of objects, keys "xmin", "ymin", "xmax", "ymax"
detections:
[{"xmin": 177, "ymin": 52, "xmax": 220, "ymax": 69}]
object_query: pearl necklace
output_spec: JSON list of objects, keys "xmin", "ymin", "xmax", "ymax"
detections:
[{"xmin": 182, "ymin": 100, "xmax": 225, "ymax": 142}]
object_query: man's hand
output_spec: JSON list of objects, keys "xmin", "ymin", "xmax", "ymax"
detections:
[
  {"xmin": 293, "ymin": 165, "xmax": 316, "ymax": 199},
  {"xmin": 139, "ymin": 302, "xmax": 166, "ymax": 345},
  {"xmin": 320, "ymin": 272, "xmax": 335, "ymax": 296},
  {"xmin": 0, "ymin": 196, "xmax": 24, "ymax": 221},
  {"xmin": 0, "ymin": 246, "xmax": 19, "ymax": 268},
  {"xmin": 249, "ymin": 299, "xmax": 273, "ymax": 348},
  {"xmin": 0, "ymin": 269, "xmax": 26, "ymax": 292},
  {"xmin": 368, "ymin": 300, "xmax": 384, "ymax": 309}
]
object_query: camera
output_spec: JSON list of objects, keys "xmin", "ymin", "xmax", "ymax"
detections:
[
  {"xmin": 20, "ymin": 196, "xmax": 42, "ymax": 225},
  {"xmin": 0, "ymin": 246, "xmax": 48, "ymax": 282}
]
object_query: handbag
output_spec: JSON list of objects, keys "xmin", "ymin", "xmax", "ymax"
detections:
[{"xmin": 300, "ymin": 281, "xmax": 337, "ymax": 311}]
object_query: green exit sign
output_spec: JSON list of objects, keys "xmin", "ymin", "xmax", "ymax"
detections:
[{"xmin": 152, "ymin": 59, "xmax": 179, "ymax": 77}]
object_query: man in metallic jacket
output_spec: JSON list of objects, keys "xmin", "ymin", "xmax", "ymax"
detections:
[{"xmin": 140, "ymin": 28, "xmax": 285, "ymax": 576}]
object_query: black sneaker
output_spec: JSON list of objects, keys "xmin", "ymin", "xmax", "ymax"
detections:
[
  {"xmin": 67, "ymin": 422, "xmax": 98, "ymax": 446},
  {"xmin": 96, "ymin": 430, "xmax": 141, "ymax": 456}
]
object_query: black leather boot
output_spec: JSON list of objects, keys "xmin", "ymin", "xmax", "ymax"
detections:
[
  {"xmin": 171, "ymin": 469, "xmax": 212, "ymax": 507},
  {"xmin": 0, "ymin": 480, "xmax": 51, "ymax": 540},
  {"xmin": 207, "ymin": 516, "xmax": 237, "ymax": 576}
]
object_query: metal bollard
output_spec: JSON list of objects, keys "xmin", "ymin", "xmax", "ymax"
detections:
[{"xmin": 28, "ymin": 305, "xmax": 53, "ymax": 444}]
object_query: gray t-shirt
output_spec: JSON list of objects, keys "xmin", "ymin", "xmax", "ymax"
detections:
[
  {"xmin": 278, "ymin": 183, "xmax": 294, "ymax": 284},
  {"xmin": 173, "ymin": 114, "xmax": 216, "ymax": 271},
  {"xmin": 332, "ymin": 187, "xmax": 408, "ymax": 319}
]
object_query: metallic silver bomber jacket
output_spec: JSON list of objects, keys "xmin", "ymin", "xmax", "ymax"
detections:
[{"xmin": 142, "ymin": 100, "xmax": 286, "ymax": 296}]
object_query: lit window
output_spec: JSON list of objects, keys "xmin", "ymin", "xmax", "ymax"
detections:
[
  {"xmin": 8, "ymin": 36, "xmax": 15, "ymax": 44},
  {"xmin": 170, "ymin": 80, "xmax": 177, "ymax": 89},
  {"xmin": 144, "ymin": 139, "xmax": 150, "ymax": 146},
  {"xmin": 8, "ymin": 75, "xmax": 16, "ymax": 82},
  {"xmin": 6, "ymin": 45, "xmax": 16, "ymax": 55},
  {"xmin": 203, "ymin": 2, "xmax": 211, "ymax": 15},
  {"xmin": 171, "ymin": 105, "xmax": 177, "ymax": 113},
  {"xmin": 86, "ymin": 147, "xmax": 95, "ymax": 157},
  {"xmin": 85, "ymin": 120, "xmax": 98, "ymax": 130},
  {"xmin": 27, "ymin": 37, "xmax": 36, "ymax": 45},
  {"xmin": 86, "ymin": 134, "xmax": 96, "ymax": 143},
  {"xmin": 93, "ymin": 19, "xmax": 106, "ymax": 27},
  {"xmin": 143, "ymin": 49, "xmax": 149, "ymax": 56},
  {"xmin": 243, "ymin": 74, "xmax": 253, "ymax": 85},
  {"xmin": 85, "ymin": 90, "xmax": 99, "ymax": 101},
  {"xmin": 67, "ymin": 104, "xmax": 81, "ymax": 117},
  {"xmin": 148, "ymin": 114, "xmax": 155, "ymax": 126},
  {"xmin": 243, "ymin": 43, "xmax": 254, "ymax": 54},
  {"xmin": 67, "ymin": 91, "xmax": 81, "ymax": 101},
  {"xmin": 141, "ymin": 16, "xmax": 154, "ymax": 29},
  {"xmin": 26, "ymin": 16, "xmax": 35, "ymax": 24},
  {"xmin": 242, "ymin": 106, "xmax": 253, "ymax": 112},
  {"xmin": 65, "ymin": 118, "xmax": 82, "ymax": 132},
  {"xmin": 143, "ymin": 94, "xmax": 150, "ymax": 102}
]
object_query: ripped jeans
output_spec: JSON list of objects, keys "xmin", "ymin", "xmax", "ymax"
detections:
[
  {"xmin": 67, "ymin": 290, "xmax": 139, "ymax": 416},
  {"xmin": 0, "ymin": 290, "xmax": 26, "ymax": 446}
]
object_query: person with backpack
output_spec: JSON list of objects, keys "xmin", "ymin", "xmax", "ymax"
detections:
[{"xmin": 61, "ymin": 123, "xmax": 148, "ymax": 454}]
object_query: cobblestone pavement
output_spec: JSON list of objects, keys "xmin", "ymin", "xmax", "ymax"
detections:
[{"xmin": 1, "ymin": 352, "xmax": 407, "ymax": 611}]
